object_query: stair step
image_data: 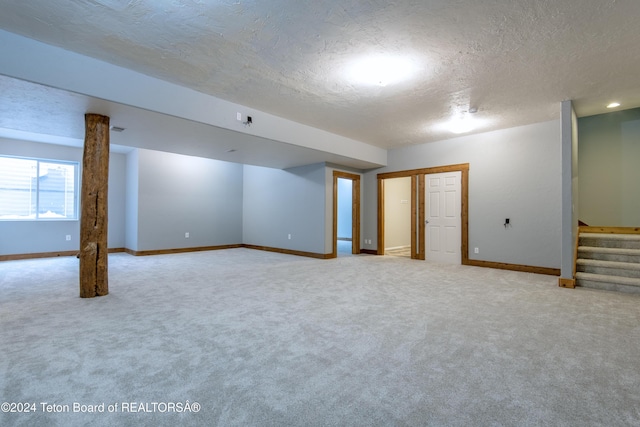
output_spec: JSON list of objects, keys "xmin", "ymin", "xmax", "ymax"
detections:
[
  {"xmin": 576, "ymin": 259, "xmax": 640, "ymax": 278},
  {"xmin": 580, "ymin": 233, "xmax": 640, "ymax": 240},
  {"xmin": 577, "ymin": 258, "xmax": 640, "ymax": 270},
  {"xmin": 576, "ymin": 272, "xmax": 640, "ymax": 294},
  {"xmin": 579, "ymin": 233, "xmax": 640, "ymax": 250},
  {"xmin": 578, "ymin": 246, "xmax": 640, "ymax": 255},
  {"xmin": 578, "ymin": 248, "xmax": 640, "ymax": 263},
  {"xmin": 574, "ymin": 230, "xmax": 640, "ymax": 293}
]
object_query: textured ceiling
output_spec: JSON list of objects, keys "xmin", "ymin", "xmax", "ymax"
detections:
[
  {"xmin": 1, "ymin": 0, "xmax": 640, "ymax": 150},
  {"xmin": 0, "ymin": 74, "xmax": 381, "ymax": 169}
]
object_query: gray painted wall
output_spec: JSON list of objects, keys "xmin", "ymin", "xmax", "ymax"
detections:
[
  {"xmin": 578, "ymin": 107, "xmax": 640, "ymax": 226},
  {"xmin": 243, "ymin": 163, "xmax": 326, "ymax": 254},
  {"xmin": 0, "ymin": 138, "xmax": 126, "ymax": 255},
  {"xmin": 125, "ymin": 149, "xmax": 139, "ymax": 251},
  {"xmin": 107, "ymin": 153, "xmax": 127, "ymax": 249},
  {"xmin": 363, "ymin": 120, "xmax": 562, "ymax": 269},
  {"xmin": 3, "ymin": 119, "xmax": 566, "ymax": 267},
  {"xmin": 135, "ymin": 149, "xmax": 243, "ymax": 251},
  {"xmin": 560, "ymin": 101, "xmax": 578, "ymax": 279}
]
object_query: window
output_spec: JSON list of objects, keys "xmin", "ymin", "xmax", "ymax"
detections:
[{"xmin": 0, "ymin": 156, "xmax": 79, "ymax": 220}]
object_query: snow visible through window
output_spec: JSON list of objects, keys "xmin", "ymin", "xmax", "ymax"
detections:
[{"xmin": 0, "ymin": 156, "xmax": 78, "ymax": 220}]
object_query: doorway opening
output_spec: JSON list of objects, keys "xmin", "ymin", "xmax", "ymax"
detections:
[
  {"xmin": 332, "ymin": 171, "xmax": 361, "ymax": 257},
  {"xmin": 377, "ymin": 163, "xmax": 469, "ymax": 264},
  {"xmin": 382, "ymin": 176, "xmax": 412, "ymax": 258}
]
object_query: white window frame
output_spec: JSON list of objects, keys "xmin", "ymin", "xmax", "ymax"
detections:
[{"xmin": 0, "ymin": 155, "xmax": 79, "ymax": 221}]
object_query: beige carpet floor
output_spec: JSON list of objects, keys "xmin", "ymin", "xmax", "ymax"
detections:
[
  {"xmin": 1, "ymin": 248, "xmax": 639, "ymax": 426},
  {"xmin": 384, "ymin": 246, "xmax": 412, "ymax": 258}
]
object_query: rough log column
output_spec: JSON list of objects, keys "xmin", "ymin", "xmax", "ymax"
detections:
[{"xmin": 80, "ymin": 113, "xmax": 110, "ymax": 298}]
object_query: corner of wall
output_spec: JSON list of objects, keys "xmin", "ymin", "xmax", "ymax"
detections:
[
  {"xmin": 561, "ymin": 100, "xmax": 577, "ymax": 278},
  {"xmin": 124, "ymin": 149, "xmax": 139, "ymax": 251}
]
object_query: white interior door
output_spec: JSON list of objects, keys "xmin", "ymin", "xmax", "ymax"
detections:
[{"xmin": 425, "ymin": 171, "xmax": 461, "ymax": 264}]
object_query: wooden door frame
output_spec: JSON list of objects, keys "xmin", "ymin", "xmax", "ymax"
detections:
[
  {"xmin": 333, "ymin": 171, "xmax": 361, "ymax": 257},
  {"xmin": 417, "ymin": 174, "xmax": 426, "ymax": 260},
  {"xmin": 377, "ymin": 175, "xmax": 418, "ymax": 259},
  {"xmin": 377, "ymin": 163, "xmax": 469, "ymax": 264},
  {"xmin": 411, "ymin": 175, "xmax": 419, "ymax": 259}
]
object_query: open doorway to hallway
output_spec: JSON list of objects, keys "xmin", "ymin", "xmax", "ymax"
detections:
[
  {"xmin": 333, "ymin": 171, "xmax": 360, "ymax": 257},
  {"xmin": 337, "ymin": 177, "xmax": 354, "ymax": 256}
]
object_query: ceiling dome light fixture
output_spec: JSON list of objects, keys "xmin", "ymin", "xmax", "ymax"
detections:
[
  {"xmin": 606, "ymin": 102, "xmax": 621, "ymax": 109},
  {"xmin": 436, "ymin": 112, "xmax": 487, "ymax": 135},
  {"xmin": 448, "ymin": 115, "xmax": 476, "ymax": 134},
  {"xmin": 346, "ymin": 54, "xmax": 419, "ymax": 87}
]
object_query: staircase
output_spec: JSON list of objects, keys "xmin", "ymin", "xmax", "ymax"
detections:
[{"xmin": 574, "ymin": 227, "xmax": 640, "ymax": 293}]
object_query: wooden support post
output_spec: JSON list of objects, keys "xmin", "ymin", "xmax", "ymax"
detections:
[
  {"xmin": 79, "ymin": 113, "xmax": 110, "ymax": 298},
  {"xmin": 558, "ymin": 278, "xmax": 576, "ymax": 288}
]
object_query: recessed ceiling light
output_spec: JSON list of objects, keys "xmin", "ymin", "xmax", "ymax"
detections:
[
  {"xmin": 345, "ymin": 55, "xmax": 420, "ymax": 87},
  {"xmin": 606, "ymin": 102, "xmax": 621, "ymax": 109}
]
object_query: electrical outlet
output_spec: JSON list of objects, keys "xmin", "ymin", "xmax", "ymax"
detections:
[
  {"xmin": 236, "ymin": 112, "xmax": 242, "ymax": 121},
  {"xmin": 185, "ymin": 232, "xmax": 190, "ymax": 238},
  {"xmin": 474, "ymin": 247, "xmax": 479, "ymax": 254},
  {"xmin": 66, "ymin": 235, "xmax": 71, "ymax": 241}
]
